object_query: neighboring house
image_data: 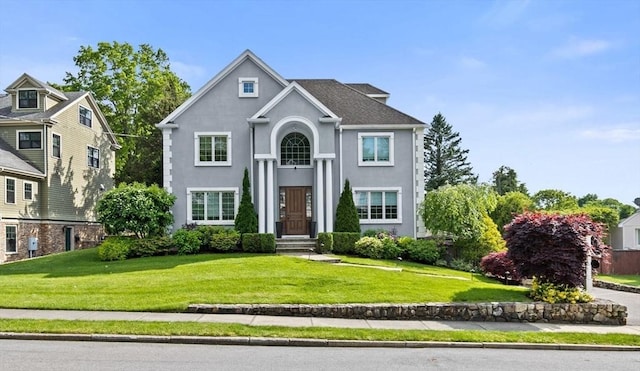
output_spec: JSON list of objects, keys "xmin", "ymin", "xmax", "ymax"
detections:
[
  {"xmin": 0, "ymin": 73, "xmax": 120, "ymax": 263},
  {"xmin": 611, "ymin": 212, "xmax": 640, "ymax": 250},
  {"xmin": 157, "ymin": 50, "xmax": 426, "ymax": 238}
]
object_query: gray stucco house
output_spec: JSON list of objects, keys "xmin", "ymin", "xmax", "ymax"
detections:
[{"xmin": 157, "ymin": 50, "xmax": 426, "ymax": 238}]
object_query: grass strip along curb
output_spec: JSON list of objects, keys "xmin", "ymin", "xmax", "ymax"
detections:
[{"xmin": 0, "ymin": 319, "xmax": 639, "ymax": 349}]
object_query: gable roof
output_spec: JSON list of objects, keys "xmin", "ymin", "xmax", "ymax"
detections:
[
  {"xmin": 294, "ymin": 79, "xmax": 424, "ymax": 126},
  {"xmin": 4, "ymin": 73, "xmax": 67, "ymax": 101},
  {"xmin": 345, "ymin": 83, "xmax": 389, "ymax": 96},
  {"xmin": 618, "ymin": 212, "xmax": 640, "ymax": 228},
  {"xmin": 157, "ymin": 49, "xmax": 289, "ymax": 127},
  {"xmin": 0, "ymin": 137, "xmax": 45, "ymax": 178},
  {"xmin": 251, "ymin": 81, "xmax": 339, "ymax": 121},
  {"xmin": 0, "ymin": 90, "xmax": 120, "ymax": 150}
]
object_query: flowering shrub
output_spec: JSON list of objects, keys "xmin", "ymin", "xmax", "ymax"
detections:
[
  {"xmin": 530, "ymin": 277, "xmax": 592, "ymax": 304},
  {"xmin": 480, "ymin": 251, "xmax": 521, "ymax": 281},
  {"xmin": 354, "ymin": 236, "xmax": 384, "ymax": 259}
]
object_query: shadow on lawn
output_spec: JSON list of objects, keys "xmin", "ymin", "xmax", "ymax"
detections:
[
  {"xmin": 0, "ymin": 248, "xmax": 277, "ymax": 278},
  {"xmin": 451, "ymin": 287, "xmax": 530, "ymax": 303}
]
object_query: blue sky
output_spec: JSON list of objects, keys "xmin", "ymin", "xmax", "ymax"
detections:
[{"xmin": 1, "ymin": 0, "xmax": 638, "ymax": 205}]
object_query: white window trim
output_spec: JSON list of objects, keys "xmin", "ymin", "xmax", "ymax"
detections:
[
  {"xmin": 5, "ymin": 225, "xmax": 18, "ymax": 254},
  {"xmin": 186, "ymin": 187, "xmax": 239, "ymax": 226},
  {"xmin": 16, "ymin": 130, "xmax": 43, "ymax": 150},
  {"xmin": 357, "ymin": 132, "xmax": 394, "ymax": 166},
  {"xmin": 87, "ymin": 145, "xmax": 100, "ymax": 169},
  {"xmin": 238, "ymin": 77, "xmax": 259, "ymax": 98},
  {"xmin": 5, "ymin": 177, "xmax": 17, "ymax": 205},
  {"xmin": 23, "ymin": 181, "xmax": 35, "ymax": 201},
  {"xmin": 194, "ymin": 132, "xmax": 232, "ymax": 166},
  {"xmin": 17, "ymin": 89, "xmax": 39, "ymax": 109},
  {"xmin": 636, "ymin": 228, "xmax": 640, "ymax": 246},
  {"xmin": 79, "ymin": 105, "xmax": 93, "ymax": 127},
  {"xmin": 51, "ymin": 132, "xmax": 62, "ymax": 159},
  {"xmin": 352, "ymin": 186, "xmax": 402, "ymax": 224}
]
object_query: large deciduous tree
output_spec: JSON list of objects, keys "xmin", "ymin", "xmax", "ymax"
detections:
[
  {"xmin": 490, "ymin": 191, "xmax": 534, "ymax": 233},
  {"xmin": 61, "ymin": 41, "xmax": 191, "ymax": 185},
  {"xmin": 421, "ymin": 184, "xmax": 497, "ymax": 241},
  {"xmin": 491, "ymin": 165, "xmax": 528, "ymax": 195},
  {"xmin": 531, "ymin": 189, "xmax": 578, "ymax": 210},
  {"xmin": 423, "ymin": 113, "xmax": 477, "ymax": 191}
]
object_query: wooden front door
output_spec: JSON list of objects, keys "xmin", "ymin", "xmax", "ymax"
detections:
[{"xmin": 280, "ymin": 187, "xmax": 311, "ymax": 235}]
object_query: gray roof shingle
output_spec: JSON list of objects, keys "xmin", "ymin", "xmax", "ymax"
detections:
[
  {"xmin": 294, "ymin": 79, "xmax": 424, "ymax": 126},
  {"xmin": 0, "ymin": 137, "xmax": 44, "ymax": 176},
  {"xmin": 344, "ymin": 83, "xmax": 389, "ymax": 95}
]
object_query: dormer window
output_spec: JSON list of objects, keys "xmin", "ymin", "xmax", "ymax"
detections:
[
  {"xmin": 79, "ymin": 106, "xmax": 92, "ymax": 127},
  {"xmin": 238, "ymin": 78, "xmax": 258, "ymax": 98},
  {"xmin": 18, "ymin": 90, "xmax": 38, "ymax": 108}
]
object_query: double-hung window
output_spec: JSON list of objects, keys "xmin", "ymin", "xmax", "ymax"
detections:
[
  {"xmin": 353, "ymin": 187, "xmax": 402, "ymax": 223},
  {"xmin": 87, "ymin": 146, "xmax": 100, "ymax": 168},
  {"xmin": 5, "ymin": 178, "xmax": 16, "ymax": 204},
  {"xmin": 18, "ymin": 90, "xmax": 37, "ymax": 108},
  {"xmin": 358, "ymin": 132, "xmax": 394, "ymax": 166},
  {"xmin": 52, "ymin": 133, "xmax": 61, "ymax": 158},
  {"xmin": 24, "ymin": 182, "xmax": 33, "ymax": 201},
  {"xmin": 79, "ymin": 106, "xmax": 92, "ymax": 127},
  {"xmin": 5, "ymin": 226, "xmax": 17, "ymax": 253},
  {"xmin": 194, "ymin": 132, "xmax": 231, "ymax": 166},
  {"xmin": 187, "ymin": 188, "xmax": 239, "ymax": 225},
  {"xmin": 18, "ymin": 131, "xmax": 42, "ymax": 149}
]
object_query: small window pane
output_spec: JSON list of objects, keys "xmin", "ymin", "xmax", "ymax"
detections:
[
  {"xmin": 214, "ymin": 136, "xmax": 227, "ymax": 162},
  {"xmin": 207, "ymin": 192, "xmax": 219, "ymax": 220},
  {"xmin": 385, "ymin": 192, "xmax": 398, "ymax": 219},
  {"xmin": 370, "ymin": 192, "xmax": 383, "ymax": 219},
  {"xmin": 19, "ymin": 132, "xmax": 41, "ymax": 149},
  {"xmin": 52, "ymin": 134, "xmax": 61, "ymax": 158},
  {"xmin": 377, "ymin": 137, "xmax": 389, "ymax": 161},
  {"xmin": 18, "ymin": 90, "xmax": 37, "ymax": 108},
  {"xmin": 221, "ymin": 192, "xmax": 235, "ymax": 220},
  {"xmin": 199, "ymin": 136, "xmax": 212, "ymax": 162},
  {"xmin": 87, "ymin": 147, "xmax": 100, "ymax": 168},
  {"xmin": 79, "ymin": 106, "xmax": 92, "ymax": 127},
  {"xmin": 281, "ymin": 133, "xmax": 310, "ymax": 166},
  {"xmin": 362, "ymin": 137, "xmax": 375, "ymax": 162},
  {"xmin": 24, "ymin": 183, "xmax": 33, "ymax": 200},
  {"xmin": 243, "ymin": 82, "xmax": 254, "ymax": 94},
  {"xmin": 355, "ymin": 192, "xmax": 368, "ymax": 219},
  {"xmin": 192, "ymin": 192, "xmax": 205, "ymax": 221}
]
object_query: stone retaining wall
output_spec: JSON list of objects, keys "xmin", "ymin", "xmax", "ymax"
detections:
[
  {"xmin": 188, "ymin": 300, "xmax": 627, "ymax": 325},
  {"xmin": 594, "ymin": 280, "xmax": 640, "ymax": 294}
]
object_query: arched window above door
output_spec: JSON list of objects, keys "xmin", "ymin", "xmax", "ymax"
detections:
[{"xmin": 280, "ymin": 132, "xmax": 311, "ymax": 166}]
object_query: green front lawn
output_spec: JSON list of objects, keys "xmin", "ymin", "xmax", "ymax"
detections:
[
  {"xmin": 597, "ymin": 274, "xmax": 640, "ymax": 287},
  {"xmin": 0, "ymin": 248, "xmax": 528, "ymax": 311}
]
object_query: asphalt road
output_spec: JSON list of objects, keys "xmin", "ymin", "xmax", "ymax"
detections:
[{"xmin": 1, "ymin": 340, "xmax": 639, "ymax": 371}]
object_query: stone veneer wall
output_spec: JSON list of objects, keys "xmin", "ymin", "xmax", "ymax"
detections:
[
  {"xmin": 0, "ymin": 221, "xmax": 104, "ymax": 263},
  {"xmin": 594, "ymin": 279, "xmax": 640, "ymax": 294},
  {"xmin": 188, "ymin": 300, "xmax": 627, "ymax": 325}
]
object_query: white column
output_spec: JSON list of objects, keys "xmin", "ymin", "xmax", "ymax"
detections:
[
  {"xmin": 258, "ymin": 159, "xmax": 266, "ymax": 233},
  {"xmin": 266, "ymin": 159, "xmax": 274, "ymax": 234},
  {"xmin": 325, "ymin": 159, "xmax": 333, "ymax": 233},
  {"xmin": 316, "ymin": 159, "xmax": 325, "ymax": 234}
]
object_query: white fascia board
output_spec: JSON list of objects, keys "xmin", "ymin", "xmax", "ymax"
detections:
[
  {"xmin": 340, "ymin": 124, "xmax": 425, "ymax": 130},
  {"xmin": 158, "ymin": 50, "xmax": 288, "ymax": 126}
]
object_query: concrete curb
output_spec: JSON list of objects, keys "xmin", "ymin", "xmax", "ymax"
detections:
[{"xmin": 1, "ymin": 332, "xmax": 638, "ymax": 351}]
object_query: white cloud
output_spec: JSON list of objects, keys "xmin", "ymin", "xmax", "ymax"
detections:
[
  {"xmin": 580, "ymin": 127, "xmax": 640, "ymax": 142},
  {"xmin": 551, "ymin": 38, "xmax": 612, "ymax": 58}
]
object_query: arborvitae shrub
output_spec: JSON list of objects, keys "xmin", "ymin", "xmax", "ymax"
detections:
[
  {"xmin": 334, "ymin": 179, "xmax": 361, "ymax": 233},
  {"xmin": 235, "ymin": 168, "xmax": 258, "ymax": 234}
]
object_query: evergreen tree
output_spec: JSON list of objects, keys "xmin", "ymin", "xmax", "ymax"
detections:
[
  {"xmin": 334, "ymin": 179, "xmax": 361, "ymax": 233},
  {"xmin": 491, "ymin": 165, "xmax": 528, "ymax": 196},
  {"xmin": 235, "ymin": 168, "xmax": 258, "ymax": 234},
  {"xmin": 424, "ymin": 113, "xmax": 477, "ymax": 191}
]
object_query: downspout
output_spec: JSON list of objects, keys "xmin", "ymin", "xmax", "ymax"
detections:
[
  {"xmin": 339, "ymin": 127, "xmax": 343, "ymax": 187},
  {"xmin": 412, "ymin": 127, "xmax": 417, "ymax": 239}
]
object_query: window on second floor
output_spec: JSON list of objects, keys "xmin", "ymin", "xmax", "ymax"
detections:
[
  {"xmin": 5, "ymin": 178, "xmax": 16, "ymax": 204},
  {"xmin": 18, "ymin": 90, "xmax": 37, "ymax": 108},
  {"xmin": 280, "ymin": 132, "xmax": 311, "ymax": 166},
  {"xmin": 358, "ymin": 132, "xmax": 394, "ymax": 166},
  {"xmin": 24, "ymin": 182, "xmax": 33, "ymax": 201},
  {"xmin": 87, "ymin": 146, "xmax": 100, "ymax": 168},
  {"xmin": 79, "ymin": 106, "xmax": 92, "ymax": 127},
  {"xmin": 18, "ymin": 131, "xmax": 42, "ymax": 150},
  {"xmin": 52, "ymin": 133, "xmax": 61, "ymax": 158},
  {"xmin": 194, "ymin": 132, "xmax": 231, "ymax": 166}
]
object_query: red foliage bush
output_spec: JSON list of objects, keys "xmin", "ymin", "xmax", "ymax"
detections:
[
  {"xmin": 480, "ymin": 251, "xmax": 521, "ymax": 281},
  {"xmin": 504, "ymin": 212, "xmax": 607, "ymax": 287}
]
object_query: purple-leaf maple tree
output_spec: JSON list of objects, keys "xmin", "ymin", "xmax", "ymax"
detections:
[{"xmin": 504, "ymin": 212, "xmax": 608, "ymax": 287}]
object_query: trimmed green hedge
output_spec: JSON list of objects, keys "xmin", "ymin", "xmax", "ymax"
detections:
[
  {"xmin": 97, "ymin": 236, "xmax": 137, "ymax": 261},
  {"xmin": 332, "ymin": 232, "xmax": 360, "ymax": 254},
  {"xmin": 242, "ymin": 233, "xmax": 276, "ymax": 253},
  {"xmin": 316, "ymin": 232, "xmax": 333, "ymax": 253}
]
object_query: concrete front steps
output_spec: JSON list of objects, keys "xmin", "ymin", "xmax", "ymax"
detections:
[{"xmin": 276, "ymin": 237, "xmax": 341, "ymax": 263}]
